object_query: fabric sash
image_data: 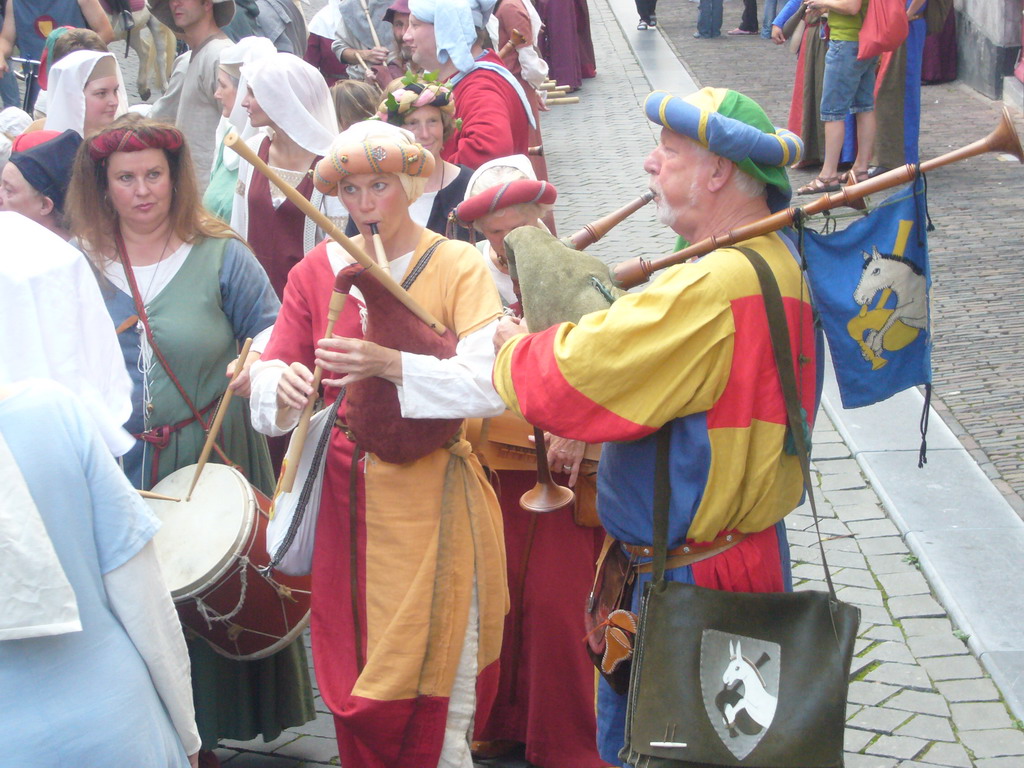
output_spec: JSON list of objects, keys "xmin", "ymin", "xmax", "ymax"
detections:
[{"xmin": 450, "ymin": 57, "xmax": 537, "ymax": 129}]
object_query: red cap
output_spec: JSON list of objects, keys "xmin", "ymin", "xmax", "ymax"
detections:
[
  {"xmin": 11, "ymin": 130, "xmax": 63, "ymax": 153},
  {"xmin": 384, "ymin": 0, "xmax": 410, "ymax": 23},
  {"xmin": 454, "ymin": 179, "xmax": 558, "ymax": 225}
]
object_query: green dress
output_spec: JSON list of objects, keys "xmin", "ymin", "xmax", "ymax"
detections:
[
  {"xmin": 204, "ymin": 141, "xmax": 238, "ymax": 223},
  {"xmin": 104, "ymin": 235, "xmax": 314, "ymax": 748}
]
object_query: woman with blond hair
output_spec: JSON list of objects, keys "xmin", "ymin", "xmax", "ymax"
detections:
[
  {"xmin": 249, "ymin": 120, "xmax": 508, "ymax": 768},
  {"xmin": 65, "ymin": 113, "xmax": 314, "ymax": 768},
  {"xmin": 366, "ymin": 73, "xmax": 472, "ymax": 239}
]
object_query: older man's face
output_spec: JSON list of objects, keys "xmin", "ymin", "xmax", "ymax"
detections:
[
  {"xmin": 643, "ymin": 128, "xmax": 710, "ymax": 238},
  {"xmin": 404, "ymin": 15, "xmax": 440, "ymax": 71}
]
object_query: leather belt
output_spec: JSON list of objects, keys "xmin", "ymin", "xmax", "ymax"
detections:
[{"xmin": 624, "ymin": 531, "xmax": 747, "ymax": 574}]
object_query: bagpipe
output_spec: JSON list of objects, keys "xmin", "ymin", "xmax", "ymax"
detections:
[
  {"xmin": 224, "ymin": 133, "xmax": 460, "ymax": 488},
  {"xmin": 504, "ymin": 108, "xmax": 1022, "ymax": 500}
]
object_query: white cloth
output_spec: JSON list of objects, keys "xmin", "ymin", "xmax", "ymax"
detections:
[
  {"xmin": 510, "ymin": 0, "xmax": 547, "ymax": 87},
  {"xmin": 0, "ymin": 106, "xmax": 32, "ymax": 137},
  {"xmin": 308, "ymin": 0, "xmax": 341, "ymax": 37},
  {"xmin": 222, "ymin": 35, "xmax": 279, "ymax": 170},
  {"xmin": 230, "ymin": 132, "xmax": 347, "ymax": 242},
  {"xmin": 43, "ymin": 51, "xmax": 129, "ymax": 137},
  {"xmin": 0, "ymin": 425, "xmax": 81, "ymax": 641},
  {"xmin": 241, "ymin": 53, "xmax": 339, "ymax": 156},
  {"xmin": 408, "ymin": 188, "xmax": 437, "ymax": 226},
  {"xmin": 408, "ymin": 0, "xmax": 497, "ymax": 72},
  {"xmin": 104, "ymin": 541, "xmax": 202, "ymax": 757},
  {"xmin": 0, "ymin": 213, "xmax": 133, "ymax": 455},
  {"xmin": 438, "ymin": 581, "xmax": 479, "ymax": 768},
  {"xmin": 466, "ymin": 152, "xmax": 536, "ymax": 194}
]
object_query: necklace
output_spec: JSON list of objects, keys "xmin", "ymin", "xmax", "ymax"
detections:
[{"xmin": 123, "ymin": 225, "xmax": 176, "ymax": 305}]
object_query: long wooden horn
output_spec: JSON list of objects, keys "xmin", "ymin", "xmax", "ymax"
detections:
[
  {"xmin": 569, "ymin": 190, "xmax": 654, "ymax": 250},
  {"xmin": 224, "ymin": 131, "xmax": 446, "ymax": 336},
  {"xmin": 613, "ymin": 108, "xmax": 1024, "ymax": 290}
]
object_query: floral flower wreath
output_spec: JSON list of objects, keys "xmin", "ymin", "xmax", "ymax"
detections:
[{"xmin": 376, "ymin": 71, "xmax": 463, "ymax": 132}]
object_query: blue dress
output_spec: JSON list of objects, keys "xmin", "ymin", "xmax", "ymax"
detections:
[{"xmin": 0, "ymin": 382, "xmax": 189, "ymax": 767}]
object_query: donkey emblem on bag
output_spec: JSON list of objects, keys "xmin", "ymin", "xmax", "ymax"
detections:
[
  {"xmin": 701, "ymin": 630, "xmax": 781, "ymax": 760},
  {"xmin": 721, "ymin": 640, "xmax": 777, "ymax": 733}
]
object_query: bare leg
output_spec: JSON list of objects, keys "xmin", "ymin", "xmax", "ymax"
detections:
[
  {"xmin": 853, "ymin": 109, "xmax": 877, "ymax": 175},
  {"xmin": 820, "ymin": 119, "xmax": 845, "ymax": 180}
]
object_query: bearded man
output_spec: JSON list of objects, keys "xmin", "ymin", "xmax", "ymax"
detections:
[{"xmin": 492, "ymin": 87, "xmax": 822, "ymax": 764}]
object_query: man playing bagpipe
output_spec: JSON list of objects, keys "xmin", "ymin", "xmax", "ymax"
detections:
[{"xmin": 491, "ymin": 87, "xmax": 824, "ymax": 764}]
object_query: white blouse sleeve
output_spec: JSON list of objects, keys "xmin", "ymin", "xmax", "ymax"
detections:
[
  {"xmin": 249, "ymin": 358, "xmax": 301, "ymax": 436},
  {"xmin": 396, "ymin": 318, "xmax": 506, "ymax": 419}
]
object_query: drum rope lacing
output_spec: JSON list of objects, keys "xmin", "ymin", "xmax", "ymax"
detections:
[{"xmin": 195, "ymin": 558, "xmax": 250, "ymax": 628}]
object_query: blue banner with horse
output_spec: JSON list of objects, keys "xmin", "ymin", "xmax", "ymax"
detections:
[{"xmin": 802, "ymin": 178, "xmax": 931, "ymax": 409}]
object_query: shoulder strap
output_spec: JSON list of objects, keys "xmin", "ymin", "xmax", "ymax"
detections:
[
  {"xmin": 401, "ymin": 238, "xmax": 445, "ymax": 290},
  {"xmin": 732, "ymin": 245, "xmax": 836, "ymax": 599},
  {"xmin": 115, "ymin": 231, "xmax": 233, "ymax": 466}
]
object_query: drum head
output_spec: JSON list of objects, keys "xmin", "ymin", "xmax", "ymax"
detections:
[{"xmin": 147, "ymin": 464, "xmax": 255, "ymax": 599}]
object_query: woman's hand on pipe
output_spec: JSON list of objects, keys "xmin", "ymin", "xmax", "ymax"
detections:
[{"xmin": 316, "ymin": 337, "xmax": 402, "ymax": 387}]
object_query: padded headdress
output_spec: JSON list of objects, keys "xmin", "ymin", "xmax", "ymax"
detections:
[
  {"xmin": 644, "ymin": 88, "xmax": 803, "ymax": 213},
  {"xmin": 314, "ymin": 121, "xmax": 434, "ymax": 203}
]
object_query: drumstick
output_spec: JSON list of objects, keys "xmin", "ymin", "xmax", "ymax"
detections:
[
  {"xmin": 137, "ymin": 489, "xmax": 182, "ymax": 502},
  {"xmin": 116, "ymin": 314, "xmax": 139, "ymax": 334},
  {"xmin": 358, "ymin": 0, "xmax": 383, "ymax": 48},
  {"xmin": 186, "ymin": 337, "xmax": 254, "ymax": 501},
  {"xmin": 279, "ymin": 281, "xmax": 348, "ymax": 494},
  {"xmin": 369, "ymin": 223, "xmax": 388, "ymax": 270},
  {"xmin": 224, "ymin": 131, "xmax": 446, "ymax": 337}
]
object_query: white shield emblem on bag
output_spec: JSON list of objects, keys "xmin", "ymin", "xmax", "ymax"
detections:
[{"xmin": 700, "ymin": 629, "xmax": 780, "ymax": 761}]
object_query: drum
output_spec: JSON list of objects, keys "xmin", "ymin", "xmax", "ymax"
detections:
[
  {"xmin": 146, "ymin": 464, "xmax": 311, "ymax": 661},
  {"xmin": 467, "ymin": 410, "xmax": 602, "ymax": 472}
]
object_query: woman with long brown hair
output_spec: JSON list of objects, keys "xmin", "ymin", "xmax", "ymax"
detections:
[{"xmin": 66, "ymin": 113, "xmax": 314, "ymax": 768}]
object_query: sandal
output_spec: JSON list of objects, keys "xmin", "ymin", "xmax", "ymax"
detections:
[
  {"xmin": 839, "ymin": 168, "xmax": 868, "ymax": 185},
  {"xmin": 796, "ymin": 175, "xmax": 840, "ymax": 195}
]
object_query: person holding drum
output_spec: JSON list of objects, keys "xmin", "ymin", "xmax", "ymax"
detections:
[
  {"xmin": 452, "ymin": 155, "xmax": 607, "ymax": 768},
  {"xmin": 248, "ymin": 120, "xmax": 509, "ymax": 768},
  {"xmin": 64, "ymin": 114, "xmax": 315, "ymax": 768}
]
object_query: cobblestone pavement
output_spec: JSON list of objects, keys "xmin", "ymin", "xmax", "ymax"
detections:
[
  {"xmin": 654, "ymin": 0, "xmax": 1024, "ymax": 516},
  {"xmin": 205, "ymin": 0, "xmax": 1024, "ymax": 766}
]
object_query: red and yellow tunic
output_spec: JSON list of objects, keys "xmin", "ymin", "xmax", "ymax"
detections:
[{"xmin": 261, "ymin": 231, "xmax": 508, "ymax": 767}]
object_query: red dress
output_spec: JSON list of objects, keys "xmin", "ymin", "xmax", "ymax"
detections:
[
  {"xmin": 303, "ymin": 33, "xmax": 348, "ymax": 87},
  {"xmin": 495, "ymin": 0, "xmax": 550, "ymax": 184},
  {"xmin": 443, "ymin": 50, "xmax": 531, "ymax": 169},
  {"xmin": 245, "ymin": 136, "xmax": 320, "ymax": 300},
  {"xmin": 473, "ymin": 470, "xmax": 609, "ymax": 768}
]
